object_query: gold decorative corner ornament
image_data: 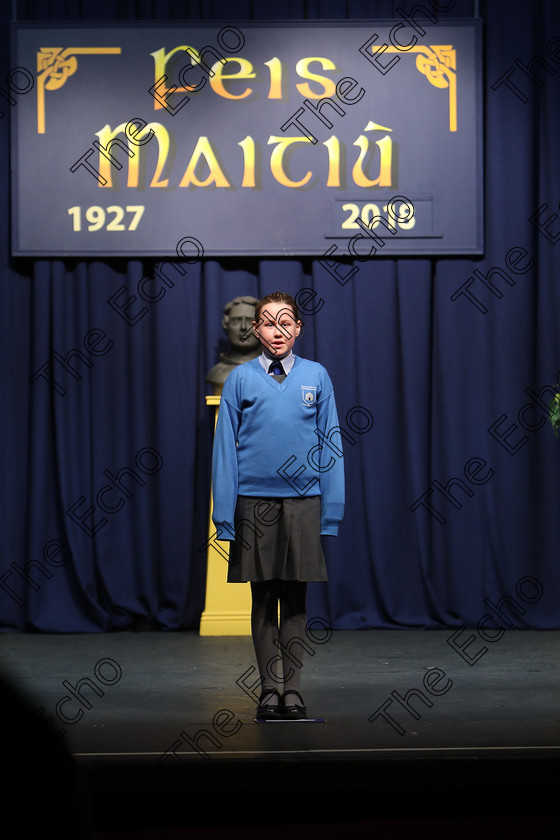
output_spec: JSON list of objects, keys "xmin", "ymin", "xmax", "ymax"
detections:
[
  {"xmin": 383, "ymin": 45, "xmax": 457, "ymax": 132},
  {"xmin": 36, "ymin": 47, "xmax": 122, "ymax": 134}
]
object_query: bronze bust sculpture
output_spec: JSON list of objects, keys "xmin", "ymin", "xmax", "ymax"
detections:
[{"xmin": 206, "ymin": 296, "xmax": 261, "ymax": 392}]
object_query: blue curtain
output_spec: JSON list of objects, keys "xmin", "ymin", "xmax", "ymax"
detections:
[{"xmin": 1, "ymin": 0, "xmax": 559, "ymax": 631}]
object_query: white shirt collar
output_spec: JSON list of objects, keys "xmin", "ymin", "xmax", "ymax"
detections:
[{"xmin": 259, "ymin": 351, "xmax": 296, "ymax": 375}]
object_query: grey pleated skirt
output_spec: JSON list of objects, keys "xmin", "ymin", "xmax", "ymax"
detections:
[{"xmin": 227, "ymin": 495, "xmax": 327, "ymax": 582}]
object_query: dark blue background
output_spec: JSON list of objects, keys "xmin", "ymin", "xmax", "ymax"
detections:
[{"xmin": 1, "ymin": 0, "xmax": 559, "ymax": 632}]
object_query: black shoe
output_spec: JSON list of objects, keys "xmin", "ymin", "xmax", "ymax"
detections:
[
  {"xmin": 256, "ymin": 687, "xmax": 282, "ymax": 720},
  {"xmin": 282, "ymin": 690, "xmax": 307, "ymax": 720}
]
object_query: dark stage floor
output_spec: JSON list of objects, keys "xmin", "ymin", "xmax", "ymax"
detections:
[{"xmin": 1, "ymin": 629, "xmax": 559, "ymax": 838}]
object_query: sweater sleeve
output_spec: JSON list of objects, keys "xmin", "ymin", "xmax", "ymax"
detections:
[
  {"xmin": 211, "ymin": 383, "xmax": 241, "ymax": 539},
  {"xmin": 315, "ymin": 373, "xmax": 345, "ymax": 536}
]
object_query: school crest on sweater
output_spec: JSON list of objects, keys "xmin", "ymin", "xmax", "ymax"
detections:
[{"xmin": 301, "ymin": 385, "xmax": 317, "ymax": 406}]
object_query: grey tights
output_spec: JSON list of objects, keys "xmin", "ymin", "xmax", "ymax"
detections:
[{"xmin": 250, "ymin": 580, "xmax": 308, "ymax": 706}]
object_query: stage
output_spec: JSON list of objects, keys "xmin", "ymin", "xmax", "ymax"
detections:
[{"xmin": 1, "ymin": 628, "xmax": 559, "ymax": 838}]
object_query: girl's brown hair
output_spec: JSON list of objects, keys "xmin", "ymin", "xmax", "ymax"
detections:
[{"xmin": 254, "ymin": 292, "xmax": 300, "ymax": 323}]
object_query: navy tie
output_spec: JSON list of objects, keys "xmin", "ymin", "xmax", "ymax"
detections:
[{"xmin": 268, "ymin": 360, "xmax": 285, "ymax": 376}]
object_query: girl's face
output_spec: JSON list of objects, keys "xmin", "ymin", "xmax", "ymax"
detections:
[{"xmin": 253, "ymin": 301, "xmax": 301, "ymax": 358}]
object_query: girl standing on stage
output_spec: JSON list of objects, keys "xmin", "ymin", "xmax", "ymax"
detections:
[{"xmin": 211, "ymin": 292, "xmax": 345, "ymax": 720}]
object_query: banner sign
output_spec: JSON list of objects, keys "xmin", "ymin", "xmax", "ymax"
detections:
[{"xmin": 10, "ymin": 19, "xmax": 482, "ymax": 256}]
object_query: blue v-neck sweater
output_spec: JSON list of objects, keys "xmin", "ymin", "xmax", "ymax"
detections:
[{"xmin": 212, "ymin": 356, "xmax": 345, "ymax": 537}]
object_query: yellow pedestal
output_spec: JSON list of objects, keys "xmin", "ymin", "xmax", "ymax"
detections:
[{"xmin": 199, "ymin": 394, "xmax": 252, "ymax": 635}]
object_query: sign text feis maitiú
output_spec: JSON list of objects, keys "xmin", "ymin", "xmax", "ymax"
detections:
[{"xmin": 11, "ymin": 21, "xmax": 482, "ymax": 256}]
